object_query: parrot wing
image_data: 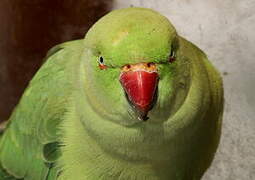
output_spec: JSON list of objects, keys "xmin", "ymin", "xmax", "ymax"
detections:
[{"xmin": 0, "ymin": 40, "xmax": 83, "ymax": 180}]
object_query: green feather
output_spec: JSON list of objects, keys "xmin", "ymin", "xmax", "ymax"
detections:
[{"xmin": 0, "ymin": 40, "xmax": 83, "ymax": 179}]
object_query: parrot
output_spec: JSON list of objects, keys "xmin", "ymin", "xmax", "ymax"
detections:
[{"xmin": 0, "ymin": 7, "xmax": 223, "ymax": 180}]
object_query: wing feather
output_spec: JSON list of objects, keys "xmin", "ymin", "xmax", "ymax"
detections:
[{"xmin": 0, "ymin": 40, "xmax": 83, "ymax": 180}]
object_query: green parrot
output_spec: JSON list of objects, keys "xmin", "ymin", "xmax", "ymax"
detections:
[{"xmin": 0, "ymin": 7, "xmax": 223, "ymax": 180}]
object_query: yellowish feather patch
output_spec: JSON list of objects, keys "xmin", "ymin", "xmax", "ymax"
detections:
[{"xmin": 112, "ymin": 30, "xmax": 129, "ymax": 46}]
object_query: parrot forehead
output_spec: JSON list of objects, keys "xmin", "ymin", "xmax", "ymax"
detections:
[{"xmin": 85, "ymin": 7, "xmax": 177, "ymax": 65}]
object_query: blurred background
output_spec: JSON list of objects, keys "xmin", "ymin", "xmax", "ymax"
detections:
[{"xmin": 0, "ymin": 0, "xmax": 254, "ymax": 179}]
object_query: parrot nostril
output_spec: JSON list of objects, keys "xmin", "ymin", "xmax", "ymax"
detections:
[{"xmin": 122, "ymin": 64, "xmax": 131, "ymax": 72}]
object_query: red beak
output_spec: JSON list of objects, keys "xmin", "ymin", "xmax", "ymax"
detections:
[{"xmin": 119, "ymin": 63, "xmax": 159, "ymax": 121}]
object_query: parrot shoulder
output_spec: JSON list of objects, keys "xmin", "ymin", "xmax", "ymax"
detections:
[{"xmin": 0, "ymin": 40, "xmax": 83, "ymax": 180}]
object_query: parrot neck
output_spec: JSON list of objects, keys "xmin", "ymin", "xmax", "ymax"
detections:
[{"xmin": 59, "ymin": 106, "xmax": 189, "ymax": 180}]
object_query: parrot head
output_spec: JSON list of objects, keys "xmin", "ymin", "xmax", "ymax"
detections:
[{"xmin": 81, "ymin": 7, "xmax": 190, "ymax": 126}]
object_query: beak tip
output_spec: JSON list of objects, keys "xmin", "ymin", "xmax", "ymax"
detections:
[
  {"xmin": 136, "ymin": 108, "xmax": 150, "ymax": 121},
  {"xmin": 138, "ymin": 115, "xmax": 149, "ymax": 121}
]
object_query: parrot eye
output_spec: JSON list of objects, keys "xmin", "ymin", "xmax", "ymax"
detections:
[
  {"xmin": 99, "ymin": 56, "xmax": 104, "ymax": 64},
  {"xmin": 169, "ymin": 49, "xmax": 176, "ymax": 63},
  {"xmin": 98, "ymin": 56, "xmax": 107, "ymax": 70}
]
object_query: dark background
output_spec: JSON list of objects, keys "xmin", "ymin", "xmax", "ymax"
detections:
[{"xmin": 0, "ymin": 0, "xmax": 113, "ymax": 122}]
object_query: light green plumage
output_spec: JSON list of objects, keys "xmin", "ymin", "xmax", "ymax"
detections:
[{"xmin": 0, "ymin": 7, "xmax": 223, "ymax": 180}]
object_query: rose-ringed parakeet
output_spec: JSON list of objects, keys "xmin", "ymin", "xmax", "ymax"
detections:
[{"xmin": 0, "ymin": 7, "xmax": 223, "ymax": 180}]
